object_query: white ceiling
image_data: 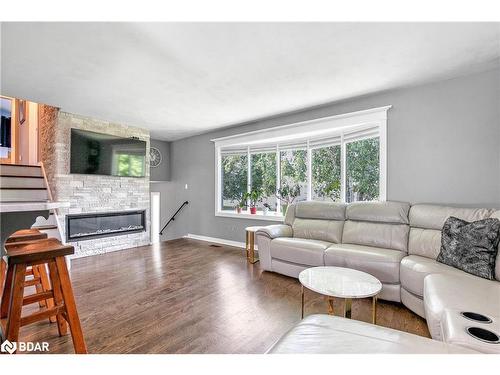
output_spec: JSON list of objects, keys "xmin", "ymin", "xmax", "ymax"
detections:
[{"xmin": 1, "ymin": 22, "xmax": 499, "ymax": 140}]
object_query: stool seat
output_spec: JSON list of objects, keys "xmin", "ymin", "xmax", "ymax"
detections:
[
  {"xmin": 5, "ymin": 238, "xmax": 74, "ymax": 265},
  {"xmin": 6, "ymin": 229, "xmax": 48, "ymax": 243}
]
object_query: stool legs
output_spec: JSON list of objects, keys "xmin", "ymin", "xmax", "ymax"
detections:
[
  {"xmin": 0, "ymin": 259, "xmax": 5, "ymax": 297},
  {"xmin": 48, "ymin": 260, "xmax": 68, "ymax": 336},
  {"xmin": 1, "ymin": 263, "xmax": 15, "ymax": 319},
  {"xmin": 54, "ymin": 256, "xmax": 87, "ymax": 354},
  {"xmin": 35, "ymin": 264, "xmax": 57, "ymax": 323},
  {"xmin": 5, "ymin": 264, "xmax": 27, "ymax": 343}
]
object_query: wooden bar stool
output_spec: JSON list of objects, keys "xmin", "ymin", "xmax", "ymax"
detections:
[
  {"xmin": 0, "ymin": 238, "xmax": 87, "ymax": 354},
  {"xmin": 3, "ymin": 229, "xmax": 54, "ymax": 317}
]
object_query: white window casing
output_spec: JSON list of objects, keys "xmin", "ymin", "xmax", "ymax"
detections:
[{"xmin": 213, "ymin": 105, "xmax": 390, "ymax": 220}]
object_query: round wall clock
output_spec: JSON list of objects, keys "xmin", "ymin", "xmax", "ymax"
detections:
[{"xmin": 150, "ymin": 147, "xmax": 162, "ymax": 168}]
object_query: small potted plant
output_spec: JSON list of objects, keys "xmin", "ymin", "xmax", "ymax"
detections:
[
  {"xmin": 245, "ymin": 190, "xmax": 262, "ymax": 214},
  {"xmin": 235, "ymin": 193, "xmax": 246, "ymax": 214},
  {"xmin": 263, "ymin": 202, "xmax": 272, "ymax": 215}
]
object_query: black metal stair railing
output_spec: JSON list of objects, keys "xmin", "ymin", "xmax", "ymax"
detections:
[{"xmin": 159, "ymin": 201, "xmax": 189, "ymax": 235}]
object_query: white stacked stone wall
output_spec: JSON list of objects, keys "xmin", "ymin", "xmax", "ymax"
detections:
[{"xmin": 40, "ymin": 110, "xmax": 151, "ymax": 257}]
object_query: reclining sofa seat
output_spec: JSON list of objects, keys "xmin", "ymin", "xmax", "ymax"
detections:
[
  {"xmin": 402, "ymin": 204, "xmax": 500, "ymax": 339},
  {"xmin": 256, "ymin": 200, "xmax": 411, "ymax": 302},
  {"xmin": 324, "ymin": 201, "xmax": 410, "ymax": 302},
  {"xmin": 257, "ymin": 201, "xmax": 346, "ymax": 278}
]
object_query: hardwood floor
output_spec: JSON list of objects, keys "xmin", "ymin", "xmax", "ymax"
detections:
[{"xmin": 19, "ymin": 238, "xmax": 430, "ymax": 353}]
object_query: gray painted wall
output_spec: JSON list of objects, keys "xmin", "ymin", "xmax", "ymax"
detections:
[
  {"xmin": 161, "ymin": 68, "xmax": 500, "ymax": 242},
  {"xmin": 150, "ymin": 139, "xmax": 171, "ymax": 181}
]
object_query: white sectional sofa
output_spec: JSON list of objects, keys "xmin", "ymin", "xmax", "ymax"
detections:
[{"xmin": 256, "ymin": 201, "xmax": 500, "ymax": 345}]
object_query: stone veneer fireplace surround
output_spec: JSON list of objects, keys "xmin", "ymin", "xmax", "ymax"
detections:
[{"xmin": 39, "ymin": 108, "xmax": 151, "ymax": 258}]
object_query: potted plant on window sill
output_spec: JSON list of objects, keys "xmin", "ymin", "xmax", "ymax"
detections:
[
  {"xmin": 245, "ymin": 190, "xmax": 262, "ymax": 215},
  {"xmin": 235, "ymin": 193, "xmax": 247, "ymax": 214},
  {"xmin": 263, "ymin": 202, "xmax": 272, "ymax": 215}
]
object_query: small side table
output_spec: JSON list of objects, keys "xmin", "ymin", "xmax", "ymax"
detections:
[{"xmin": 245, "ymin": 226, "xmax": 263, "ymax": 264}]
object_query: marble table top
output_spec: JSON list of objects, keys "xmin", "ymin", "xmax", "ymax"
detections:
[{"xmin": 299, "ymin": 266, "xmax": 382, "ymax": 299}]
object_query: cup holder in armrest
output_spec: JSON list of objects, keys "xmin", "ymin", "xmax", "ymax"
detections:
[
  {"xmin": 466, "ymin": 327, "xmax": 500, "ymax": 344},
  {"xmin": 460, "ymin": 311, "xmax": 492, "ymax": 323}
]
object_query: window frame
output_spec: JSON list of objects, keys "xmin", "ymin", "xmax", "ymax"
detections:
[{"xmin": 213, "ymin": 106, "xmax": 390, "ymax": 220}]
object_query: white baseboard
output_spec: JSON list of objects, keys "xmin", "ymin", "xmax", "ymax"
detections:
[{"xmin": 185, "ymin": 233, "xmax": 257, "ymax": 250}]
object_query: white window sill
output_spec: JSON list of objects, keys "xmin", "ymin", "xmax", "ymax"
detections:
[{"xmin": 215, "ymin": 210, "xmax": 284, "ymax": 222}]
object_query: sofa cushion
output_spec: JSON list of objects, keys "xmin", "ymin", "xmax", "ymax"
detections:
[
  {"xmin": 437, "ymin": 217, "xmax": 500, "ymax": 280},
  {"xmin": 267, "ymin": 314, "xmax": 475, "ymax": 354},
  {"xmin": 270, "ymin": 237, "xmax": 331, "ymax": 266},
  {"xmin": 295, "ymin": 201, "xmax": 346, "ymax": 220},
  {"xmin": 292, "ymin": 218, "xmax": 344, "ymax": 243},
  {"xmin": 324, "ymin": 243, "xmax": 405, "ymax": 283},
  {"xmin": 400, "ymin": 255, "xmax": 465, "ymax": 297},
  {"xmin": 424, "ymin": 273, "xmax": 500, "ymax": 340},
  {"xmin": 342, "ymin": 221, "xmax": 409, "ymax": 252},
  {"xmin": 346, "ymin": 201, "xmax": 410, "ymax": 224},
  {"xmin": 408, "ymin": 227, "xmax": 442, "ymax": 258},
  {"xmin": 409, "ymin": 204, "xmax": 494, "ymax": 231},
  {"xmin": 408, "ymin": 204, "xmax": 494, "ymax": 259}
]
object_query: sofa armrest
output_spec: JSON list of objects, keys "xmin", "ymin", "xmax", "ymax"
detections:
[{"xmin": 256, "ymin": 224, "xmax": 292, "ymax": 239}]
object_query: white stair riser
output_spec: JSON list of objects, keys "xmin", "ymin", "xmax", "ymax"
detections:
[
  {"xmin": 0, "ymin": 164, "xmax": 43, "ymax": 177},
  {"xmin": 0, "ymin": 189, "xmax": 49, "ymax": 201},
  {"xmin": 0, "ymin": 176, "xmax": 46, "ymax": 188}
]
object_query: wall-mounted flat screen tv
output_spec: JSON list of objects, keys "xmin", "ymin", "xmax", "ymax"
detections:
[{"xmin": 70, "ymin": 129, "xmax": 146, "ymax": 177}]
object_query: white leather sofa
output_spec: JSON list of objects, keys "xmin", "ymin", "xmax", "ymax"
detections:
[
  {"xmin": 267, "ymin": 314, "xmax": 476, "ymax": 354},
  {"xmin": 256, "ymin": 201, "xmax": 500, "ymax": 345}
]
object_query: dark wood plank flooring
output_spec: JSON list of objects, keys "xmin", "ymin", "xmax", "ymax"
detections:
[{"xmin": 19, "ymin": 238, "xmax": 429, "ymax": 353}]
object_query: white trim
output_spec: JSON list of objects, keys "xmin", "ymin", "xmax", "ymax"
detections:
[
  {"xmin": 184, "ymin": 233, "xmax": 247, "ymax": 249},
  {"xmin": 211, "ymin": 105, "xmax": 391, "ymax": 147},
  {"xmin": 215, "ymin": 210, "xmax": 284, "ymax": 222}
]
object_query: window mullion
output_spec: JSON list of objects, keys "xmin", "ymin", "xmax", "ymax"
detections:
[
  {"xmin": 306, "ymin": 140, "xmax": 312, "ymax": 201},
  {"xmin": 340, "ymin": 132, "xmax": 346, "ymax": 203},
  {"xmin": 247, "ymin": 147, "xmax": 251, "ymax": 211},
  {"xmin": 276, "ymin": 145, "xmax": 281, "ymax": 215}
]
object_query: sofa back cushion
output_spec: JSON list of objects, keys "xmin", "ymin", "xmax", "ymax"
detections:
[
  {"xmin": 342, "ymin": 201, "xmax": 410, "ymax": 252},
  {"xmin": 408, "ymin": 204, "xmax": 495, "ymax": 260},
  {"xmin": 489, "ymin": 210, "xmax": 500, "ymax": 280},
  {"xmin": 289, "ymin": 201, "xmax": 346, "ymax": 243}
]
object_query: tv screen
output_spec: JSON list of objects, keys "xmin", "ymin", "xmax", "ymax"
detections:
[{"xmin": 70, "ymin": 129, "xmax": 146, "ymax": 177}]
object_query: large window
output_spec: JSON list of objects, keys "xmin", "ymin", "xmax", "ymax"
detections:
[
  {"xmin": 251, "ymin": 151, "xmax": 277, "ymax": 212},
  {"xmin": 346, "ymin": 137, "xmax": 380, "ymax": 203},
  {"xmin": 214, "ymin": 106, "xmax": 389, "ymax": 220},
  {"xmin": 279, "ymin": 148, "xmax": 307, "ymax": 213},
  {"xmin": 221, "ymin": 152, "xmax": 248, "ymax": 210},
  {"xmin": 311, "ymin": 144, "xmax": 341, "ymax": 202}
]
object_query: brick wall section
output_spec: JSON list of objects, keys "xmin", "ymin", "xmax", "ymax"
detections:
[{"xmin": 39, "ymin": 110, "xmax": 151, "ymax": 258}]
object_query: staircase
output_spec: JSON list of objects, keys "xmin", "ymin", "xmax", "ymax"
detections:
[{"xmin": 0, "ymin": 163, "xmax": 64, "ymax": 242}]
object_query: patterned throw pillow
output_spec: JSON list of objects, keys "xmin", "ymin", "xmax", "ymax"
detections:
[{"xmin": 437, "ymin": 216, "xmax": 500, "ymax": 280}]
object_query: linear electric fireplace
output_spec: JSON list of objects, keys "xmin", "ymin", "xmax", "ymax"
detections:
[{"xmin": 66, "ymin": 210, "xmax": 146, "ymax": 242}]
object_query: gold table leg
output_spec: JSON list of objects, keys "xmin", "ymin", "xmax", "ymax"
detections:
[
  {"xmin": 246, "ymin": 231, "xmax": 259, "ymax": 264},
  {"xmin": 301, "ymin": 285, "xmax": 305, "ymax": 319},
  {"xmin": 327, "ymin": 297, "xmax": 334, "ymax": 315},
  {"xmin": 372, "ymin": 296, "xmax": 377, "ymax": 324},
  {"xmin": 343, "ymin": 298, "xmax": 352, "ymax": 319}
]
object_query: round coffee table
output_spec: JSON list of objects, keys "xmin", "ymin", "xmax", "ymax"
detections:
[{"xmin": 299, "ymin": 266, "xmax": 382, "ymax": 324}]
